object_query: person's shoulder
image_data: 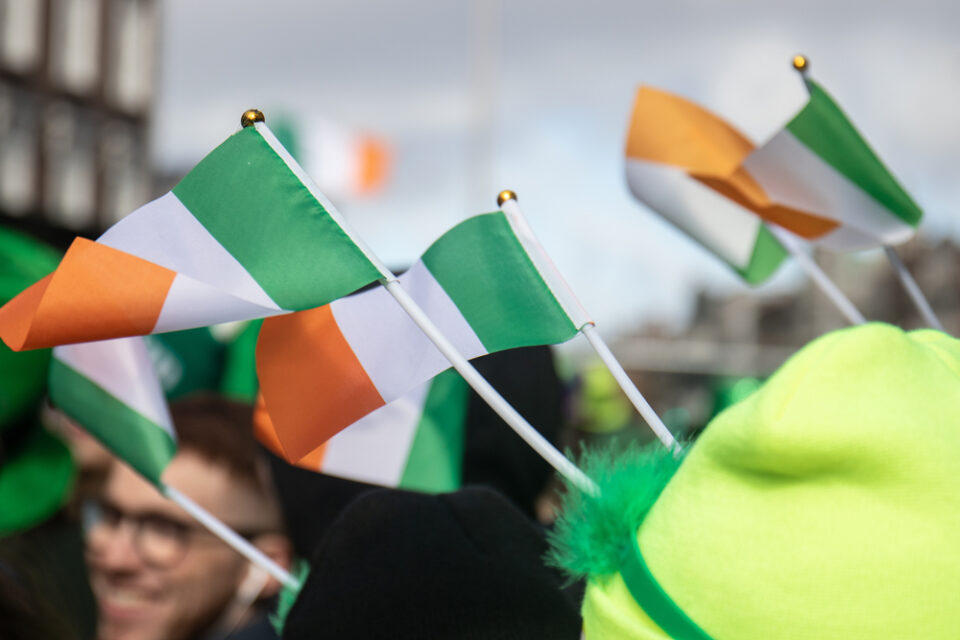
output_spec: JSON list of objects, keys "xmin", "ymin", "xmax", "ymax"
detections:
[{"xmin": 222, "ymin": 615, "xmax": 279, "ymax": 640}]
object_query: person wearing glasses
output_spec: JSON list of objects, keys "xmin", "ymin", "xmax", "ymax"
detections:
[{"xmin": 82, "ymin": 395, "xmax": 292, "ymax": 640}]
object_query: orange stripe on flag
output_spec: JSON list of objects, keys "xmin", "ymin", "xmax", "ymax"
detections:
[
  {"xmin": 695, "ymin": 172, "xmax": 840, "ymax": 239},
  {"xmin": 626, "ymin": 86, "xmax": 754, "ymax": 176},
  {"xmin": 756, "ymin": 205, "xmax": 839, "ymax": 239},
  {"xmin": 0, "ymin": 274, "xmax": 54, "ymax": 351},
  {"xmin": 0, "ymin": 238, "xmax": 175, "ymax": 350},
  {"xmin": 625, "ymin": 85, "xmax": 841, "ymax": 242},
  {"xmin": 256, "ymin": 305, "xmax": 385, "ymax": 463},
  {"xmin": 356, "ymin": 138, "xmax": 388, "ymax": 194},
  {"xmin": 296, "ymin": 444, "xmax": 328, "ymax": 471},
  {"xmin": 253, "ymin": 393, "xmax": 328, "ymax": 470}
]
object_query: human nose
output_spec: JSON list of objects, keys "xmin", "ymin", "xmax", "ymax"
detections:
[{"xmin": 89, "ymin": 520, "xmax": 144, "ymax": 572}]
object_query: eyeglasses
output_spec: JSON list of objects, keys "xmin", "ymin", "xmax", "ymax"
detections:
[{"xmin": 81, "ymin": 498, "xmax": 263, "ymax": 569}]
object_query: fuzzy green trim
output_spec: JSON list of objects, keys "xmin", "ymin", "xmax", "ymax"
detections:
[
  {"xmin": 548, "ymin": 442, "xmax": 685, "ymax": 579},
  {"xmin": 269, "ymin": 559, "xmax": 310, "ymax": 636}
]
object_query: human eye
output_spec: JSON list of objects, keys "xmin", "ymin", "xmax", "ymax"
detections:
[
  {"xmin": 99, "ymin": 501, "xmax": 124, "ymax": 527},
  {"xmin": 141, "ymin": 514, "xmax": 190, "ymax": 540},
  {"xmin": 138, "ymin": 514, "xmax": 192, "ymax": 567}
]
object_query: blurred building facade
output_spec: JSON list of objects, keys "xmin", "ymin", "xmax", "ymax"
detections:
[
  {"xmin": 0, "ymin": 0, "xmax": 157, "ymax": 240},
  {"xmin": 613, "ymin": 238, "xmax": 960, "ymax": 435}
]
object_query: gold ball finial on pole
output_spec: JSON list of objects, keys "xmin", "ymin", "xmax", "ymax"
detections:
[
  {"xmin": 240, "ymin": 109, "xmax": 265, "ymax": 128},
  {"xmin": 792, "ymin": 54, "xmax": 809, "ymax": 74},
  {"xmin": 496, "ymin": 190, "xmax": 517, "ymax": 207}
]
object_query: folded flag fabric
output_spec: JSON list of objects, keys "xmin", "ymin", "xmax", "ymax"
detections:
[
  {"xmin": 256, "ymin": 369, "xmax": 469, "ymax": 492},
  {"xmin": 626, "ymin": 84, "xmax": 922, "ymax": 270},
  {"xmin": 257, "ymin": 207, "xmax": 591, "ymax": 464},
  {"xmin": 49, "ymin": 337, "xmax": 175, "ymax": 485},
  {"xmin": 737, "ymin": 79, "xmax": 922, "ymax": 250},
  {"xmin": 0, "ymin": 123, "xmax": 386, "ymax": 352},
  {"xmin": 625, "ymin": 86, "xmax": 788, "ymax": 284}
]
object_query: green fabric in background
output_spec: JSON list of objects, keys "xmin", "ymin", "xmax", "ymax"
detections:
[
  {"xmin": 220, "ymin": 319, "xmax": 262, "ymax": 402},
  {"xmin": 147, "ymin": 327, "xmax": 226, "ymax": 399},
  {"xmin": 0, "ymin": 227, "xmax": 74, "ymax": 537},
  {"xmin": 145, "ymin": 320, "xmax": 262, "ymax": 402}
]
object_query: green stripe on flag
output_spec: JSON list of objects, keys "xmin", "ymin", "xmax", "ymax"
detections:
[
  {"xmin": 739, "ymin": 225, "xmax": 787, "ymax": 285},
  {"xmin": 787, "ymin": 81, "xmax": 922, "ymax": 227},
  {"xmin": 421, "ymin": 212, "xmax": 578, "ymax": 353},
  {"xmin": 219, "ymin": 319, "xmax": 262, "ymax": 402},
  {"xmin": 49, "ymin": 359, "xmax": 176, "ymax": 485},
  {"xmin": 172, "ymin": 127, "xmax": 382, "ymax": 310},
  {"xmin": 398, "ymin": 369, "xmax": 469, "ymax": 492}
]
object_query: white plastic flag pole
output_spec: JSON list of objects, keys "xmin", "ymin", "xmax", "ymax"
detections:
[
  {"xmin": 579, "ymin": 323, "xmax": 679, "ymax": 451},
  {"xmin": 498, "ymin": 195, "xmax": 679, "ymax": 452},
  {"xmin": 882, "ymin": 246, "xmax": 943, "ymax": 331},
  {"xmin": 768, "ymin": 225, "xmax": 866, "ymax": 326},
  {"xmin": 164, "ymin": 485, "xmax": 300, "ymax": 589},
  {"xmin": 381, "ymin": 279, "xmax": 598, "ymax": 495}
]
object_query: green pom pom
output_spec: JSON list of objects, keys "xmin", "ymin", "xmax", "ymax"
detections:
[{"xmin": 548, "ymin": 442, "xmax": 684, "ymax": 579}]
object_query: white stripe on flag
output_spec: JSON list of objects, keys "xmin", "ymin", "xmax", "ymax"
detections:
[
  {"xmin": 744, "ymin": 131, "xmax": 914, "ymax": 248},
  {"xmin": 320, "ymin": 381, "xmax": 431, "ymax": 486},
  {"xmin": 97, "ymin": 192, "xmax": 283, "ymax": 309},
  {"xmin": 54, "ymin": 337, "xmax": 174, "ymax": 439},
  {"xmin": 813, "ymin": 226, "xmax": 887, "ymax": 251},
  {"xmin": 152, "ymin": 274, "xmax": 286, "ymax": 334},
  {"xmin": 331, "ymin": 260, "xmax": 486, "ymax": 402},
  {"xmin": 626, "ymin": 158, "xmax": 761, "ymax": 269}
]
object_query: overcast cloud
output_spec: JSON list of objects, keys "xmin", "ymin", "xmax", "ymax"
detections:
[{"xmin": 153, "ymin": 0, "xmax": 960, "ymax": 336}]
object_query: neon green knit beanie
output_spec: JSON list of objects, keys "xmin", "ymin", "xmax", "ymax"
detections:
[{"xmin": 552, "ymin": 323, "xmax": 960, "ymax": 639}]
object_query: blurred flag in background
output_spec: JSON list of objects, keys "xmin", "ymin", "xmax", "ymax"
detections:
[{"xmin": 272, "ymin": 115, "xmax": 390, "ymax": 203}]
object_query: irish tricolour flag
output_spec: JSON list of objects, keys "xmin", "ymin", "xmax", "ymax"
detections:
[
  {"xmin": 737, "ymin": 80, "xmax": 922, "ymax": 251},
  {"xmin": 257, "ymin": 202, "xmax": 591, "ymax": 464},
  {"xmin": 0, "ymin": 123, "xmax": 385, "ymax": 352},
  {"xmin": 625, "ymin": 86, "xmax": 788, "ymax": 284},
  {"xmin": 626, "ymin": 84, "xmax": 922, "ymax": 271},
  {"xmin": 255, "ymin": 369, "xmax": 469, "ymax": 492},
  {"xmin": 50, "ymin": 337, "xmax": 174, "ymax": 485}
]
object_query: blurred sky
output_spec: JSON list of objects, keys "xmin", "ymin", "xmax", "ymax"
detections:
[{"xmin": 152, "ymin": 0, "xmax": 960, "ymax": 337}]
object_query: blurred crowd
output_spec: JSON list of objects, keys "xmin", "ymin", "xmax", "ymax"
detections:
[{"xmin": 1, "ymin": 223, "xmax": 664, "ymax": 640}]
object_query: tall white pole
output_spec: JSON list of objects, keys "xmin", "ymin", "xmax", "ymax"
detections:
[{"xmin": 164, "ymin": 485, "xmax": 299, "ymax": 589}]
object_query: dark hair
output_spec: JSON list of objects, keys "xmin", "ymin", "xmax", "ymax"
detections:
[
  {"xmin": 0, "ymin": 557, "xmax": 79, "ymax": 640},
  {"xmin": 169, "ymin": 393, "xmax": 270, "ymax": 497}
]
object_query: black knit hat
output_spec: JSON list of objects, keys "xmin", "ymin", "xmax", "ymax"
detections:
[{"xmin": 281, "ymin": 487, "xmax": 581, "ymax": 640}]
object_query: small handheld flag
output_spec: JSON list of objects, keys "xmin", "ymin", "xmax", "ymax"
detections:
[
  {"xmin": 739, "ymin": 78, "xmax": 922, "ymax": 250},
  {"xmin": 50, "ymin": 337, "xmax": 175, "ymax": 485},
  {"xmin": 624, "ymin": 82, "xmax": 867, "ymax": 325},
  {"xmin": 0, "ymin": 119, "xmax": 387, "ymax": 351},
  {"xmin": 50, "ymin": 335, "xmax": 298, "ymax": 588},
  {"xmin": 625, "ymin": 86, "xmax": 788, "ymax": 284},
  {"xmin": 256, "ymin": 206, "xmax": 591, "ymax": 464}
]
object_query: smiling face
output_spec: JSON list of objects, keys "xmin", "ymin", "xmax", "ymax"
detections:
[{"xmin": 86, "ymin": 452, "xmax": 260, "ymax": 640}]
